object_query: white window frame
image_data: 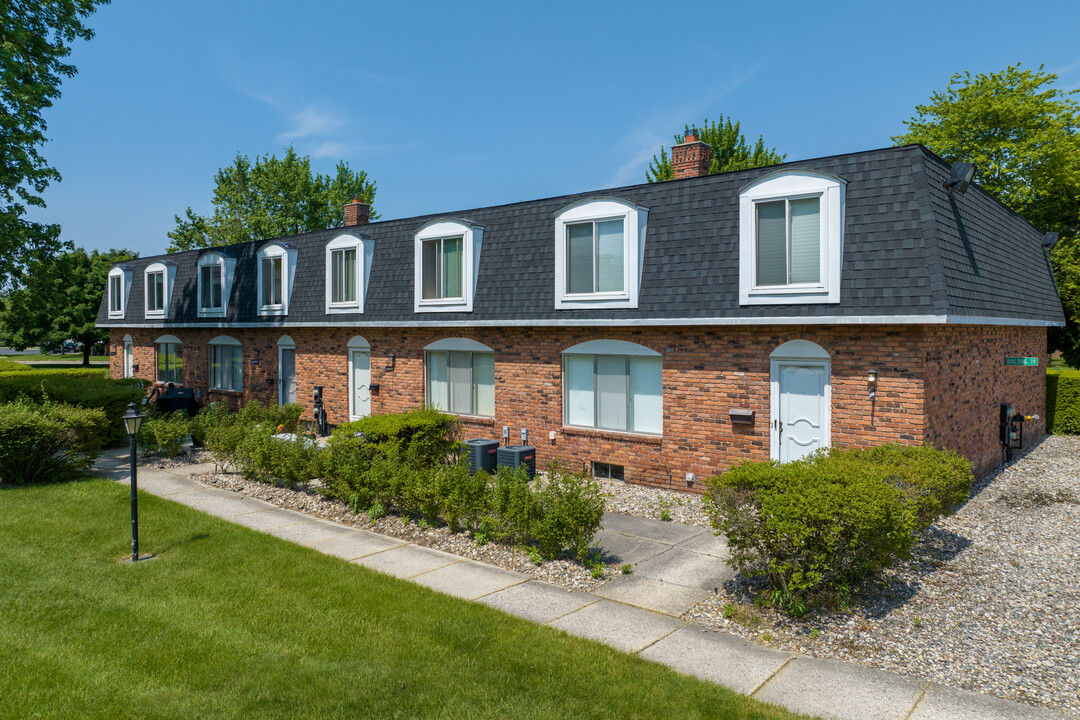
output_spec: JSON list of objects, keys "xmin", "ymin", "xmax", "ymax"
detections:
[
  {"xmin": 208, "ymin": 335, "xmax": 243, "ymax": 392},
  {"xmin": 144, "ymin": 262, "xmax": 175, "ymax": 319},
  {"xmin": 257, "ymin": 242, "xmax": 297, "ymax": 317},
  {"xmin": 197, "ymin": 252, "xmax": 235, "ymax": 318},
  {"xmin": 561, "ymin": 339, "xmax": 663, "ymax": 435},
  {"xmin": 325, "ymin": 233, "xmax": 373, "ymax": 314},
  {"xmin": 154, "ymin": 334, "xmax": 183, "ymax": 385},
  {"xmin": 423, "ymin": 338, "xmax": 495, "ymax": 418},
  {"xmin": 739, "ymin": 170, "xmax": 845, "ymax": 305},
  {"xmin": 413, "ymin": 219, "xmax": 483, "ymax": 313},
  {"xmin": 554, "ymin": 198, "xmax": 648, "ymax": 310},
  {"xmin": 107, "ymin": 266, "xmax": 131, "ymax": 319}
]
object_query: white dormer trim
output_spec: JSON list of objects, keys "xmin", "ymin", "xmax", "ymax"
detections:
[
  {"xmin": 739, "ymin": 169, "xmax": 845, "ymax": 306},
  {"xmin": 257, "ymin": 242, "xmax": 298, "ymax": 317},
  {"xmin": 144, "ymin": 261, "xmax": 175, "ymax": 319},
  {"xmin": 325, "ymin": 232, "xmax": 374, "ymax": 314},
  {"xmin": 413, "ymin": 219, "xmax": 482, "ymax": 313},
  {"xmin": 107, "ymin": 266, "xmax": 132, "ymax": 320},
  {"xmin": 554, "ymin": 197, "xmax": 647, "ymax": 310},
  {"xmin": 197, "ymin": 251, "xmax": 236, "ymax": 318}
]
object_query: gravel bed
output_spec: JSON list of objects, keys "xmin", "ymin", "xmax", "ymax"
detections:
[
  {"xmin": 684, "ymin": 435, "xmax": 1080, "ymax": 717},
  {"xmin": 194, "ymin": 470, "xmax": 607, "ymax": 592},
  {"xmin": 599, "ymin": 479, "xmax": 712, "ymax": 527}
]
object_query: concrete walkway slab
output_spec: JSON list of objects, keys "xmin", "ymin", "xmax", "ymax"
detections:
[
  {"xmin": 675, "ymin": 530, "xmax": 729, "ymax": 558},
  {"xmin": 229, "ymin": 507, "xmax": 307, "ymax": 531},
  {"xmin": 754, "ymin": 656, "xmax": 926, "ymax": 720},
  {"xmin": 601, "ymin": 511, "xmax": 707, "ymax": 544},
  {"xmin": 130, "ymin": 472, "xmax": 206, "ymax": 496},
  {"xmin": 173, "ymin": 489, "xmax": 270, "ymax": 518},
  {"xmin": 911, "ymin": 684, "xmax": 1070, "ymax": 720},
  {"xmin": 591, "ymin": 530, "xmax": 672, "ymax": 565},
  {"xmin": 639, "ymin": 626, "xmax": 793, "ymax": 696},
  {"xmin": 413, "ymin": 560, "xmax": 528, "ymax": 600},
  {"xmin": 353, "ymin": 544, "xmax": 462, "ymax": 579},
  {"xmin": 267, "ymin": 518, "xmax": 356, "ymax": 545},
  {"xmin": 594, "ymin": 574, "xmax": 709, "ymax": 616},
  {"xmin": 630, "ymin": 548, "xmax": 734, "ymax": 592},
  {"xmin": 308, "ymin": 530, "xmax": 404, "ymax": 560},
  {"xmin": 478, "ymin": 581, "xmax": 596, "ymax": 624},
  {"xmin": 548, "ymin": 599, "xmax": 683, "ymax": 654}
]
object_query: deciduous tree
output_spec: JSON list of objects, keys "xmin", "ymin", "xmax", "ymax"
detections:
[
  {"xmin": 167, "ymin": 148, "xmax": 378, "ymax": 252},
  {"xmin": 646, "ymin": 116, "xmax": 785, "ymax": 183},
  {"xmin": 0, "ymin": 0, "xmax": 109, "ymax": 288},
  {"xmin": 894, "ymin": 64, "xmax": 1080, "ymax": 366},
  {"xmin": 0, "ymin": 247, "xmax": 136, "ymax": 364}
]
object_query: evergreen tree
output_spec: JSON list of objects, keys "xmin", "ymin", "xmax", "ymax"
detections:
[{"xmin": 646, "ymin": 116, "xmax": 785, "ymax": 183}]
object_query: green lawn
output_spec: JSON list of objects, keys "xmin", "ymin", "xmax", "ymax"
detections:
[{"xmin": 0, "ymin": 479, "xmax": 809, "ymax": 720}]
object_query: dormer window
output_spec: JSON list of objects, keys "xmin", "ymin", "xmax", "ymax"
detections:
[
  {"xmin": 197, "ymin": 252, "xmax": 235, "ymax": 317},
  {"xmin": 325, "ymin": 233, "xmax": 373, "ymax": 314},
  {"xmin": 107, "ymin": 266, "xmax": 131, "ymax": 320},
  {"xmin": 739, "ymin": 170, "xmax": 845, "ymax": 305},
  {"xmin": 144, "ymin": 261, "xmax": 174, "ymax": 319},
  {"xmin": 257, "ymin": 242, "xmax": 297, "ymax": 316},
  {"xmin": 554, "ymin": 197, "xmax": 648, "ymax": 310},
  {"xmin": 414, "ymin": 220, "xmax": 483, "ymax": 313}
]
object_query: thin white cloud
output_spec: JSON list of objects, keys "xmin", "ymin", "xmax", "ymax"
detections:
[
  {"xmin": 603, "ymin": 65, "xmax": 765, "ymax": 188},
  {"xmin": 276, "ymin": 106, "xmax": 348, "ymax": 144},
  {"xmin": 310, "ymin": 140, "xmax": 356, "ymax": 159},
  {"xmin": 1050, "ymin": 58, "xmax": 1080, "ymax": 78}
]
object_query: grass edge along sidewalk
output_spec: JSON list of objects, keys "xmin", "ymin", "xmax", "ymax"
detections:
[{"xmin": 0, "ymin": 478, "xmax": 811, "ymax": 720}]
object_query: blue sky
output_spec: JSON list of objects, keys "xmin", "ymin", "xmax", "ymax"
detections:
[{"xmin": 31, "ymin": 0, "xmax": 1080, "ymax": 257}]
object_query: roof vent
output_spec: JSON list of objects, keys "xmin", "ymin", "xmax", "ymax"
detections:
[{"xmin": 944, "ymin": 162, "xmax": 976, "ymax": 194}]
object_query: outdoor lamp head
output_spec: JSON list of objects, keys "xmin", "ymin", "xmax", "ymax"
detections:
[{"xmin": 122, "ymin": 402, "xmax": 144, "ymax": 437}]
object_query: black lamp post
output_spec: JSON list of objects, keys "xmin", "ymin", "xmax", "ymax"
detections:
[{"xmin": 121, "ymin": 402, "xmax": 146, "ymax": 562}]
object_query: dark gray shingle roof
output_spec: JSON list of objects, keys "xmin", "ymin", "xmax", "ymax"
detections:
[{"xmin": 97, "ymin": 144, "xmax": 1065, "ymax": 328}]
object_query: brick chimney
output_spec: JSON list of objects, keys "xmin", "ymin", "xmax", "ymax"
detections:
[
  {"xmin": 343, "ymin": 197, "xmax": 370, "ymax": 226},
  {"xmin": 671, "ymin": 129, "xmax": 712, "ymax": 179}
]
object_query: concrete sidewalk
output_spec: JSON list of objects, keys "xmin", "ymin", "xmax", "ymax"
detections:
[{"xmin": 92, "ymin": 449, "xmax": 1070, "ymax": 720}]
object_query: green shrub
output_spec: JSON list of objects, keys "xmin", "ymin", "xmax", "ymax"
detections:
[
  {"xmin": 533, "ymin": 461, "xmax": 605, "ymax": 560},
  {"xmin": 235, "ymin": 426, "xmax": 322, "ymax": 486},
  {"xmin": 0, "ymin": 400, "xmax": 108, "ymax": 484},
  {"xmin": 483, "ymin": 465, "xmax": 539, "ymax": 545},
  {"xmin": 202, "ymin": 400, "xmax": 305, "ymax": 468},
  {"xmin": 704, "ymin": 443, "xmax": 973, "ymax": 615},
  {"xmin": 334, "ymin": 407, "xmax": 460, "ymax": 468},
  {"xmin": 0, "ymin": 357, "xmax": 31, "ymax": 372},
  {"xmin": 440, "ymin": 462, "xmax": 490, "ymax": 532},
  {"xmin": 137, "ymin": 411, "xmax": 192, "ymax": 458},
  {"xmin": 191, "ymin": 402, "xmax": 232, "ymax": 447},
  {"xmin": 0, "ymin": 370, "xmax": 146, "ymax": 445},
  {"xmin": 1047, "ymin": 369, "xmax": 1080, "ymax": 434}
]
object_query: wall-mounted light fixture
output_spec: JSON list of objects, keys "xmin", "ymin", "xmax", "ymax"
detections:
[
  {"xmin": 1044, "ymin": 232, "xmax": 1060, "ymax": 249},
  {"xmin": 867, "ymin": 370, "xmax": 879, "ymax": 400},
  {"xmin": 384, "ymin": 352, "xmax": 396, "ymax": 371},
  {"xmin": 944, "ymin": 162, "xmax": 976, "ymax": 194}
]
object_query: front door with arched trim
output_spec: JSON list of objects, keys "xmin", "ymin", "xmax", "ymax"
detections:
[
  {"xmin": 769, "ymin": 340, "xmax": 831, "ymax": 462},
  {"xmin": 349, "ymin": 349, "xmax": 371, "ymax": 420}
]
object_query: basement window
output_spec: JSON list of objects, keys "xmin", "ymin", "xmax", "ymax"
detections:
[{"xmin": 592, "ymin": 462, "xmax": 624, "ymax": 482}]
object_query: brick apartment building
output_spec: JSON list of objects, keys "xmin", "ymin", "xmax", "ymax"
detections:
[{"xmin": 98, "ymin": 140, "xmax": 1065, "ymax": 487}]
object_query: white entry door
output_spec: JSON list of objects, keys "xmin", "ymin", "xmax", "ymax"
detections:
[
  {"xmin": 279, "ymin": 348, "xmax": 296, "ymax": 404},
  {"xmin": 349, "ymin": 350, "xmax": 371, "ymax": 420},
  {"xmin": 771, "ymin": 362, "xmax": 829, "ymax": 462}
]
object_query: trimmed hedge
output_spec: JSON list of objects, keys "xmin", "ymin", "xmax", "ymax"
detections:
[
  {"xmin": 138, "ymin": 411, "xmax": 193, "ymax": 457},
  {"xmin": 0, "ymin": 400, "xmax": 108, "ymax": 483},
  {"xmin": 704, "ymin": 444, "xmax": 972, "ymax": 615},
  {"xmin": 0, "ymin": 369, "xmax": 146, "ymax": 445},
  {"xmin": 1047, "ymin": 369, "xmax": 1080, "ymax": 434}
]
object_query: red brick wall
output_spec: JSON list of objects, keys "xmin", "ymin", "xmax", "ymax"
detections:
[
  {"xmin": 923, "ymin": 325, "xmax": 1047, "ymax": 479},
  {"xmin": 109, "ymin": 323, "xmax": 1046, "ymax": 489}
]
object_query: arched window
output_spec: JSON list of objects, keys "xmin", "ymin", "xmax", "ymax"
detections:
[
  {"xmin": 198, "ymin": 251, "xmax": 235, "ymax": 317},
  {"xmin": 325, "ymin": 232, "xmax": 374, "ymax": 313},
  {"xmin": 554, "ymin": 197, "xmax": 648, "ymax": 310},
  {"xmin": 423, "ymin": 338, "xmax": 494, "ymax": 417},
  {"xmin": 413, "ymin": 219, "xmax": 483, "ymax": 313},
  {"xmin": 144, "ymin": 261, "xmax": 176, "ymax": 318},
  {"xmin": 562, "ymin": 340, "xmax": 662, "ymax": 434},
  {"xmin": 257, "ymin": 241, "xmax": 297, "ymax": 316},
  {"xmin": 739, "ymin": 170, "xmax": 845, "ymax": 305},
  {"xmin": 208, "ymin": 335, "xmax": 243, "ymax": 392},
  {"xmin": 108, "ymin": 265, "xmax": 132, "ymax": 319}
]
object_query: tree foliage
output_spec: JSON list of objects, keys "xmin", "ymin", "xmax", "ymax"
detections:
[
  {"xmin": 167, "ymin": 147, "xmax": 378, "ymax": 252},
  {"xmin": 646, "ymin": 116, "xmax": 785, "ymax": 183},
  {"xmin": 894, "ymin": 64, "xmax": 1080, "ymax": 366},
  {"xmin": 0, "ymin": 247, "xmax": 136, "ymax": 364},
  {"xmin": 0, "ymin": 0, "xmax": 109, "ymax": 288}
]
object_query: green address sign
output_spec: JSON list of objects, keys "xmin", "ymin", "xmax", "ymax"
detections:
[{"xmin": 1004, "ymin": 357, "xmax": 1039, "ymax": 366}]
